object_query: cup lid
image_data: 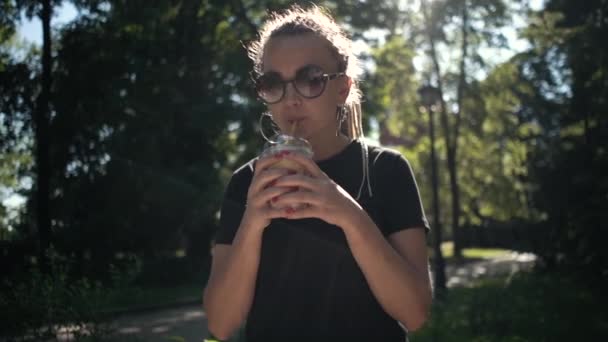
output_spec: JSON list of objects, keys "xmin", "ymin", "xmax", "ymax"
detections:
[
  {"xmin": 275, "ymin": 134, "xmax": 312, "ymax": 148},
  {"xmin": 262, "ymin": 134, "xmax": 313, "ymax": 157}
]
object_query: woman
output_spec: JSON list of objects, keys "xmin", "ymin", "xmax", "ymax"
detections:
[{"xmin": 203, "ymin": 4, "xmax": 432, "ymax": 341}]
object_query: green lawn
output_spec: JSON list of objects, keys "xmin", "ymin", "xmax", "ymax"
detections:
[
  {"xmin": 201, "ymin": 270, "xmax": 608, "ymax": 342},
  {"xmin": 410, "ymin": 271, "xmax": 608, "ymax": 341},
  {"xmin": 6, "ymin": 248, "xmax": 606, "ymax": 342},
  {"xmin": 431, "ymin": 241, "xmax": 512, "ymax": 261},
  {"xmin": 100, "ymin": 283, "xmax": 203, "ymax": 314}
]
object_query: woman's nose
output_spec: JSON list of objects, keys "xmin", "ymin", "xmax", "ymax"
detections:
[{"xmin": 283, "ymin": 82, "xmax": 301, "ymax": 105}]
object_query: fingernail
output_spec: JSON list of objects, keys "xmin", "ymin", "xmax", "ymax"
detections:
[{"xmin": 272, "ymin": 196, "xmax": 278, "ymax": 203}]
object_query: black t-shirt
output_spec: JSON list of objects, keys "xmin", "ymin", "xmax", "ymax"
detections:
[{"xmin": 215, "ymin": 139, "xmax": 430, "ymax": 342}]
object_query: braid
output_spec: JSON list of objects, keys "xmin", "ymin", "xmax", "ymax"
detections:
[{"xmin": 342, "ymin": 103, "xmax": 364, "ymax": 139}]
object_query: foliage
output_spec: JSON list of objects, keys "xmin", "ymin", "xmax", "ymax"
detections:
[
  {"xmin": 0, "ymin": 248, "xmax": 140, "ymax": 341},
  {"xmin": 411, "ymin": 272, "xmax": 608, "ymax": 341},
  {"xmin": 367, "ymin": 4, "xmax": 534, "ymax": 236},
  {"xmin": 513, "ymin": 1, "xmax": 608, "ymax": 282},
  {"xmin": 0, "ymin": 0, "xmax": 412, "ymax": 278},
  {"xmin": 0, "ymin": 18, "xmax": 36, "ymax": 241},
  {"xmin": 457, "ymin": 61, "xmax": 538, "ymax": 224}
]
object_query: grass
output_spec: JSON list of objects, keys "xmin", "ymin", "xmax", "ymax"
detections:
[
  {"xmin": 0, "ymin": 253, "xmax": 208, "ymax": 341},
  {"xmin": 410, "ymin": 271, "xmax": 608, "ymax": 341},
  {"xmin": 103, "ymin": 244, "xmax": 509, "ymax": 315},
  {"xmin": 100, "ymin": 283, "xmax": 203, "ymax": 314},
  {"xmin": 199, "ymin": 270, "xmax": 608, "ymax": 342},
  {"xmin": 430, "ymin": 241, "xmax": 512, "ymax": 262},
  {"xmin": 102, "ymin": 243, "xmax": 508, "ymax": 314},
  {"xmin": 9, "ymin": 248, "xmax": 603, "ymax": 342}
]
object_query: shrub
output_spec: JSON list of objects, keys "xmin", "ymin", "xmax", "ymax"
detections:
[{"xmin": 0, "ymin": 249, "xmax": 140, "ymax": 341}]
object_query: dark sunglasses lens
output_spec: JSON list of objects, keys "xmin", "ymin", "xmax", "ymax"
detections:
[
  {"xmin": 257, "ymin": 74, "xmax": 283, "ymax": 103},
  {"xmin": 295, "ymin": 66, "xmax": 326, "ymax": 98}
]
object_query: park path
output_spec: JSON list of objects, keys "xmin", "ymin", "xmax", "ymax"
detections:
[
  {"xmin": 107, "ymin": 303, "xmax": 208, "ymax": 342},
  {"xmin": 79, "ymin": 252, "xmax": 537, "ymax": 342},
  {"xmin": 444, "ymin": 252, "xmax": 537, "ymax": 287}
]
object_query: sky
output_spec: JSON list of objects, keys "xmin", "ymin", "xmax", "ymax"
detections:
[{"xmin": 17, "ymin": 2, "xmax": 78, "ymax": 44}]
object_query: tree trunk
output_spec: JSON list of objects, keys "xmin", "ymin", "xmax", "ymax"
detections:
[
  {"xmin": 448, "ymin": 1, "xmax": 468, "ymax": 260},
  {"xmin": 423, "ymin": 0, "xmax": 467, "ymax": 261},
  {"xmin": 428, "ymin": 106, "xmax": 446, "ymax": 294},
  {"xmin": 35, "ymin": 0, "xmax": 53, "ymax": 271},
  {"xmin": 420, "ymin": 0, "xmax": 447, "ymax": 294}
]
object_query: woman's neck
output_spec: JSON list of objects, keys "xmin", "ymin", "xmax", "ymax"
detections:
[{"xmin": 309, "ymin": 133, "xmax": 352, "ymax": 162}]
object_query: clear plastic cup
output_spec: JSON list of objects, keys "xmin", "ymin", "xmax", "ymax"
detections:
[{"xmin": 260, "ymin": 134, "xmax": 313, "ymax": 209}]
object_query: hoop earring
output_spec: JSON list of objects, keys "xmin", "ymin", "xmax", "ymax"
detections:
[
  {"xmin": 336, "ymin": 105, "xmax": 347, "ymax": 137},
  {"xmin": 259, "ymin": 111, "xmax": 280, "ymax": 143}
]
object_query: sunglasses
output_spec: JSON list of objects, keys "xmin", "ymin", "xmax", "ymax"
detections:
[{"xmin": 255, "ymin": 64, "xmax": 345, "ymax": 104}]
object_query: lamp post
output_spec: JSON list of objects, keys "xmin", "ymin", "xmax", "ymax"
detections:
[{"xmin": 418, "ymin": 84, "xmax": 447, "ymax": 294}]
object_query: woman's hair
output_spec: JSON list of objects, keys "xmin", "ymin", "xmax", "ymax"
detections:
[{"xmin": 247, "ymin": 4, "xmax": 364, "ymax": 139}]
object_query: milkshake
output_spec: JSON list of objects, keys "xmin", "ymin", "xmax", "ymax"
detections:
[{"xmin": 260, "ymin": 133, "xmax": 313, "ymax": 210}]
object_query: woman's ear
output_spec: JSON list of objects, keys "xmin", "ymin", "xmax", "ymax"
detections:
[{"xmin": 338, "ymin": 77, "xmax": 352, "ymax": 103}]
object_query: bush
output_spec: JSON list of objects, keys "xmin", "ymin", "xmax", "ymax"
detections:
[
  {"xmin": 411, "ymin": 271, "xmax": 608, "ymax": 341},
  {"xmin": 0, "ymin": 249, "xmax": 140, "ymax": 341}
]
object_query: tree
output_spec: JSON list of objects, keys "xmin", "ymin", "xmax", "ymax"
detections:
[
  {"xmin": 419, "ymin": 0, "xmax": 524, "ymax": 259},
  {"xmin": 516, "ymin": 0, "xmax": 608, "ymax": 282},
  {"xmin": 45, "ymin": 0, "xmax": 260, "ymax": 272},
  {"xmin": 7, "ymin": 0, "xmax": 57, "ymax": 270},
  {"xmin": 0, "ymin": 0, "xmax": 35, "ymax": 242},
  {"xmin": 1, "ymin": 0, "xmax": 424, "ymax": 282}
]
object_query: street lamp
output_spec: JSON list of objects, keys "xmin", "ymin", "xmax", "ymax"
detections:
[
  {"xmin": 417, "ymin": 84, "xmax": 447, "ymax": 294},
  {"xmin": 418, "ymin": 85, "xmax": 441, "ymax": 110}
]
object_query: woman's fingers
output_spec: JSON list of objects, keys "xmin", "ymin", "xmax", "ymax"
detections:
[
  {"xmin": 250, "ymin": 185, "xmax": 294, "ymax": 207},
  {"xmin": 247, "ymin": 152, "xmax": 332, "ymax": 222},
  {"xmin": 272, "ymin": 189, "xmax": 321, "ymax": 208},
  {"xmin": 281, "ymin": 153, "xmax": 325, "ymax": 178},
  {"xmin": 249, "ymin": 167, "xmax": 290, "ymax": 195},
  {"xmin": 273, "ymin": 173, "xmax": 321, "ymax": 192},
  {"xmin": 283, "ymin": 205, "xmax": 316, "ymax": 220},
  {"xmin": 260, "ymin": 206, "xmax": 287, "ymax": 219},
  {"xmin": 253, "ymin": 154, "xmax": 283, "ymax": 175}
]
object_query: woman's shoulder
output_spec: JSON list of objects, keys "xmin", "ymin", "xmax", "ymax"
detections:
[
  {"xmin": 226, "ymin": 157, "xmax": 257, "ymax": 191},
  {"xmin": 232, "ymin": 157, "xmax": 256, "ymax": 177},
  {"xmin": 363, "ymin": 140, "xmax": 409, "ymax": 168}
]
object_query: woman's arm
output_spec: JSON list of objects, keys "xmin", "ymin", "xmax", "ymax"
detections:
[
  {"xmin": 203, "ymin": 224, "xmax": 264, "ymax": 340},
  {"xmin": 340, "ymin": 211, "xmax": 432, "ymax": 331},
  {"xmin": 203, "ymin": 155, "xmax": 292, "ymax": 340},
  {"xmin": 273, "ymin": 151, "xmax": 433, "ymax": 331}
]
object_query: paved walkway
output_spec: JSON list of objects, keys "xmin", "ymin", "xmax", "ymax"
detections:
[
  {"xmin": 445, "ymin": 252, "xmax": 537, "ymax": 287},
  {"xmin": 108, "ymin": 304, "xmax": 209, "ymax": 342},
  {"xmin": 60, "ymin": 252, "xmax": 536, "ymax": 342}
]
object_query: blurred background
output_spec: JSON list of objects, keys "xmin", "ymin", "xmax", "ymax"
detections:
[{"xmin": 1, "ymin": 0, "xmax": 606, "ymax": 341}]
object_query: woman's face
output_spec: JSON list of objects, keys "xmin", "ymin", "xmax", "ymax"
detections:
[{"xmin": 260, "ymin": 33, "xmax": 351, "ymax": 142}]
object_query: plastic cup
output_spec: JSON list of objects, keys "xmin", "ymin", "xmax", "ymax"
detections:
[{"xmin": 260, "ymin": 134, "xmax": 313, "ymax": 210}]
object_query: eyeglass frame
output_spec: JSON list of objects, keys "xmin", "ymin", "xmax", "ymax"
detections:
[{"xmin": 254, "ymin": 70, "xmax": 346, "ymax": 104}]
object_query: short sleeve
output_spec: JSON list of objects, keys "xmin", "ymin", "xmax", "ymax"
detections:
[
  {"xmin": 214, "ymin": 163, "xmax": 254, "ymax": 245},
  {"xmin": 376, "ymin": 151, "xmax": 430, "ymax": 236}
]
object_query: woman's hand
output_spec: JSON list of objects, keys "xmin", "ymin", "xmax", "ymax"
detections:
[
  {"xmin": 241, "ymin": 153, "xmax": 294, "ymax": 231},
  {"xmin": 271, "ymin": 152, "xmax": 363, "ymax": 227}
]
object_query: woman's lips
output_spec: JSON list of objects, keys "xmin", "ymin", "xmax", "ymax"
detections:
[
  {"xmin": 287, "ymin": 118, "xmax": 306, "ymax": 124},
  {"xmin": 285, "ymin": 118, "xmax": 306, "ymax": 136}
]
